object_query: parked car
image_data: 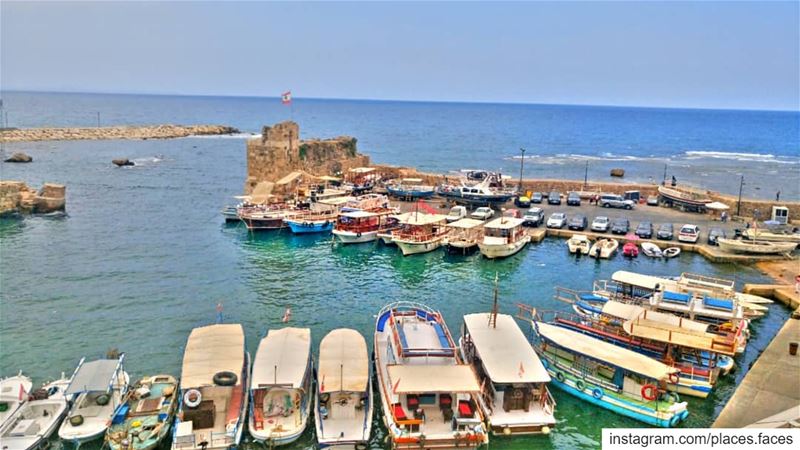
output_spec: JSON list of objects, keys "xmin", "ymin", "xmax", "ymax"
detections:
[
  {"xmin": 548, "ymin": 191, "xmax": 562, "ymax": 205},
  {"xmin": 531, "ymin": 192, "xmax": 544, "ymax": 204},
  {"xmin": 599, "ymin": 194, "xmax": 635, "ymax": 210},
  {"xmin": 471, "ymin": 207, "xmax": 495, "ymax": 220},
  {"xmin": 591, "ymin": 216, "xmax": 610, "ymax": 233},
  {"xmin": 656, "ymin": 223, "xmax": 674, "ymax": 240},
  {"xmin": 514, "ymin": 196, "xmax": 531, "ymax": 208},
  {"xmin": 647, "ymin": 195, "xmax": 659, "ymax": 206},
  {"xmin": 567, "ymin": 192, "xmax": 581, "ymax": 206},
  {"xmin": 522, "ymin": 207, "xmax": 545, "ymax": 227},
  {"xmin": 708, "ymin": 227, "xmax": 726, "ymax": 245},
  {"xmin": 611, "ymin": 218, "xmax": 630, "ymax": 235},
  {"xmin": 678, "ymin": 224, "xmax": 700, "ymax": 243},
  {"xmin": 568, "ymin": 214, "xmax": 588, "ymax": 231},
  {"xmin": 446, "ymin": 205, "xmax": 468, "ymax": 223},
  {"xmin": 635, "ymin": 221, "xmax": 653, "ymax": 239},
  {"xmin": 547, "ymin": 212, "xmax": 567, "ymax": 229}
]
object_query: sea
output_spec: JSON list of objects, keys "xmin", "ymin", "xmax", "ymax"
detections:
[{"xmin": 0, "ymin": 91, "xmax": 797, "ymax": 449}]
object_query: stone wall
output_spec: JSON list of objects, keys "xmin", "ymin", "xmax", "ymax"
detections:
[
  {"xmin": 0, "ymin": 181, "xmax": 66, "ymax": 215},
  {"xmin": 0, "ymin": 124, "xmax": 239, "ymax": 142},
  {"xmin": 244, "ymin": 121, "xmax": 369, "ymax": 193}
]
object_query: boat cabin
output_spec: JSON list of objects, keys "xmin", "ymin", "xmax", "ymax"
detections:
[
  {"xmin": 335, "ymin": 210, "xmax": 387, "ymax": 233},
  {"xmin": 393, "ymin": 213, "xmax": 450, "ymax": 242},
  {"xmin": 482, "ymin": 217, "xmax": 526, "ymax": 245}
]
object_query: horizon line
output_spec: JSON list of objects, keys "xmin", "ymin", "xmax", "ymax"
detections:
[{"xmin": 1, "ymin": 88, "xmax": 798, "ymax": 114}]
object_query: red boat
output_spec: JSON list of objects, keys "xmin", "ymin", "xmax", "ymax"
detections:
[{"xmin": 623, "ymin": 242, "xmax": 639, "ymax": 257}]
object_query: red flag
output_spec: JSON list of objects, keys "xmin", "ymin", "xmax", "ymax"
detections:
[
  {"xmin": 320, "ymin": 374, "xmax": 325, "ymax": 393},
  {"xmin": 392, "ymin": 378, "xmax": 401, "ymax": 394},
  {"xmin": 416, "ymin": 199, "xmax": 438, "ymax": 215},
  {"xmin": 518, "ymin": 362, "xmax": 525, "ymax": 378},
  {"xmin": 282, "ymin": 307, "xmax": 292, "ymax": 323},
  {"xmin": 281, "ymin": 91, "xmax": 292, "ymax": 105}
]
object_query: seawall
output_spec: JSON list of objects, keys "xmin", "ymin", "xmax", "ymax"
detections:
[{"xmin": 0, "ymin": 124, "xmax": 240, "ymax": 142}]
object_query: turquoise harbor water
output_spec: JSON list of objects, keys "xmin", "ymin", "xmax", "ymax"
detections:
[{"xmin": 0, "ymin": 93, "xmax": 795, "ymax": 449}]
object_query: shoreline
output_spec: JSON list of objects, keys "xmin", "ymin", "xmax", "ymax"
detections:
[{"xmin": 0, "ymin": 124, "xmax": 240, "ymax": 142}]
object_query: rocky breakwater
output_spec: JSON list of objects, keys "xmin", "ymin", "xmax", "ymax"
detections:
[
  {"xmin": 0, "ymin": 181, "xmax": 66, "ymax": 216},
  {"xmin": 0, "ymin": 124, "xmax": 239, "ymax": 142}
]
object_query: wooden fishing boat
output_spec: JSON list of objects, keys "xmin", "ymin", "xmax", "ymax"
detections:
[
  {"xmin": 443, "ymin": 218, "xmax": 484, "ymax": 255},
  {"xmin": 657, "ymin": 186, "xmax": 711, "ymax": 208},
  {"xmin": 283, "ymin": 207, "xmax": 338, "ymax": 234},
  {"xmin": 529, "ymin": 321, "xmax": 689, "ymax": 427},
  {"xmin": 0, "ymin": 377, "xmax": 71, "ymax": 450},
  {"xmin": 459, "ymin": 313, "xmax": 556, "ymax": 435},
  {"xmin": 249, "ymin": 328, "xmax": 312, "ymax": 446},
  {"xmin": 641, "ymin": 242, "xmax": 663, "ymax": 258},
  {"xmin": 392, "ymin": 213, "xmax": 451, "ymax": 256},
  {"xmin": 742, "ymin": 228, "xmax": 800, "ymax": 244},
  {"xmin": 239, "ymin": 205, "xmax": 293, "ymax": 231},
  {"xmin": 376, "ymin": 213, "xmax": 413, "ymax": 246},
  {"xmin": 332, "ymin": 209, "xmax": 397, "ymax": 244},
  {"xmin": 567, "ymin": 234, "xmax": 591, "ymax": 255},
  {"xmin": 589, "ymin": 238, "xmax": 618, "ymax": 259},
  {"xmin": 478, "ymin": 217, "xmax": 530, "ymax": 259},
  {"xmin": 314, "ymin": 329, "xmax": 373, "ymax": 449},
  {"xmin": 374, "ymin": 302, "xmax": 489, "ymax": 448},
  {"xmin": 172, "ymin": 324, "xmax": 250, "ymax": 450},
  {"xmin": 59, "ymin": 356, "xmax": 130, "ymax": 445},
  {"xmin": 386, "ymin": 178, "xmax": 436, "ymax": 199},
  {"xmin": 0, "ymin": 373, "xmax": 33, "ymax": 430},
  {"xmin": 106, "ymin": 375, "xmax": 179, "ymax": 450},
  {"xmin": 717, "ymin": 238, "xmax": 796, "ymax": 255}
]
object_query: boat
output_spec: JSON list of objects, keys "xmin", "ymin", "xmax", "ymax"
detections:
[
  {"xmin": 284, "ymin": 210, "xmax": 337, "ymax": 234},
  {"xmin": 742, "ymin": 227, "xmax": 800, "ymax": 244},
  {"xmin": 249, "ymin": 327, "xmax": 312, "ymax": 446},
  {"xmin": 478, "ymin": 217, "xmax": 530, "ymax": 259},
  {"xmin": 0, "ymin": 377, "xmax": 71, "ymax": 450},
  {"xmin": 314, "ymin": 329, "xmax": 373, "ymax": 449},
  {"xmin": 459, "ymin": 313, "xmax": 556, "ymax": 435},
  {"xmin": 374, "ymin": 302, "xmax": 489, "ymax": 448},
  {"xmin": 386, "ymin": 178, "xmax": 436, "ymax": 199},
  {"xmin": 589, "ymin": 238, "xmax": 618, "ymax": 259},
  {"xmin": 437, "ymin": 172, "xmax": 515, "ymax": 207},
  {"xmin": 239, "ymin": 204, "xmax": 294, "ymax": 231},
  {"xmin": 443, "ymin": 218, "xmax": 484, "ymax": 255},
  {"xmin": 663, "ymin": 247, "xmax": 681, "ymax": 258},
  {"xmin": 717, "ymin": 238, "xmax": 796, "ymax": 255},
  {"xmin": 566, "ymin": 234, "xmax": 591, "ymax": 255},
  {"xmin": 0, "ymin": 373, "xmax": 33, "ymax": 429},
  {"xmin": 392, "ymin": 213, "xmax": 451, "ymax": 256},
  {"xmin": 641, "ymin": 242, "xmax": 663, "ymax": 258},
  {"xmin": 332, "ymin": 209, "xmax": 397, "ymax": 244},
  {"xmin": 657, "ymin": 186, "xmax": 711, "ymax": 209},
  {"xmin": 105, "ymin": 375, "xmax": 179, "ymax": 450},
  {"xmin": 529, "ymin": 321, "xmax": 689, "ymax": 427},
  {"xmin": 58, "ymin": 355, "xmax": 130, "ymax": 445},
  {"xmin": 172, "ymin": 324, "xmax": 250, "ymax": 450},
  {"xmin": 221, "ymin": 205, "xmax": 241, "ymax": 223},
  {"xmin": 376, "ymin": 213, "xmax": 412, "ymax": 246},
  {"xmin": 622, "ymin": 242, "xmax": 638, "ymax": 257}
]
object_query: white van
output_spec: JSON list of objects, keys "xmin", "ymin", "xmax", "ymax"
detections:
[{"xmin": 446, "ymin": 205, "xmax": 468, "ymax": 222}]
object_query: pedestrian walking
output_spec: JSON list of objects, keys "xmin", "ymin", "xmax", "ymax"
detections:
[{"xmin": 776, "ymin": 190, "xmax": 781, "ymax": 201}]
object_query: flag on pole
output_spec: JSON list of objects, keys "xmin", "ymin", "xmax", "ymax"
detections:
[{"xmin": 281, "ymin": 91, "xmax": 292, "ymax": 105}]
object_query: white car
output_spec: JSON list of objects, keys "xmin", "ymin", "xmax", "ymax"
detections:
[
  {"xmin": 678, "ymin": 224, "xmax": 700, "ymax": 243},
  {"xmin": 547, "ymin": 212, "xmax": 567, "ymax": 229},
  {"xmin": 447, "ymin": 206, "xmax": 468, "ymax": 223},
  {"xmin": 591, "ymin": 216, "xmax": 610, "ymax": 232},
  {"xmin": 470, "ymin": 207, "xmax": 495, "ymax": 220}
]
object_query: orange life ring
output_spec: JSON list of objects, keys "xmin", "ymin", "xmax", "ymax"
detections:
[
  {"xmin": 641, "ymin": 384, "xmax": 657, "ymax": 401},
  {"xmin": 668, "ymin": 372, "xmax": 680, "ymax": 384}
]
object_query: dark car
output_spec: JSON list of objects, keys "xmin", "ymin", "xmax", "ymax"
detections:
[
  {"xmin": 657, "ymin": 223, "xmax": 674, "ymax": 240},
  {"xmin": 514, "ymin": 195, "xmax": 531, "ymax": 208},
  {"xmin": 522, "ymin": 207, "xmax": 545, "ymax": 227},
  {"xmin": 635, "ymin": 221, "xmax": 653, "ymax": 239},
  {"xmin": 531, "ymin": 192, "xmax": 544, "ymax": 204},
  {"xmin": 547, "ymin": 191, "xmax": 562, "ymax": 205},
  {"xmin": 568, "ymin": 214, "xmax": 588, "ymax": 230},
  {"xmin": 708, "ymin": 227, "xmax": 726, "ymax": 245},
  {"xmin": 611, "ymin": 218, "xmax": 630, "ymax": 235},
  {"xmin": 567, "ymin": 192, "xmax": 581, "ymax": 206}
]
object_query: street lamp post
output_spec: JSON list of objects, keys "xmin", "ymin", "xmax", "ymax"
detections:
[
  {"xmin": 736, "ymin": 175, "xmax": 744, "ymax": 217},
  {"xmin": 518, "ymin": 147, "xmax": 526, "ymax": 194}
]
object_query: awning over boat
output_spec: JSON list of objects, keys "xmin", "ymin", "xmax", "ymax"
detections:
[
  {"xmin": 252, "ymin": 328, "xmax": 311, "ymax": 389},
  {"xmin": 601, "ymin": 301, "xmax": 647, "ymax": 321},
  {"xmin": 612, "ymin": 271, "xmax": 673, "ymax": 291},
  {"xmin": 318, "ymin": 329, "xmax": 369, "ymax": 393},
  {"xmin": 484, "ymin": 217, "xmax": 524, "ymax": 229},
  {"xmin": 463, "ymin": 313, "xmax": 550, "ymax": 384},
  {"xmin": 446, "ymin": 218, "xmax": 484, "ymax": 229},
  {"xmin": 534, "ymin": 322, "xmax": 677, "ymax": 380},
  {"xmin": 399, "ymin": 213, "xmax": 449, "ymax": 226},
  {"xmin": 317, "ymin": 196, "xmax": 355, "ymax": 206},
  {"xmin": 349, "ymin": 167, "xmax": 375, "ymax": 174},
  {"xmin": 387, "ymin": 365, "xmax": 481, "ymax": 393},
  {"xmin": 65, "ymin": 358, "xmax": 123, "ymax": 395},
  {"xmin": 181, "ymin": 324, "xmax": 245, "ymax": 389},
  {"xmin": 605, "ymin": 301, "xmax": 710, "ymax": 333},
  {"xmin": 623, "ymin": 316, "xmax": 735, "ymax": 356},
  {"xmin": 341, "ymin": 210, "xmax": 379, "ymax": 219}
]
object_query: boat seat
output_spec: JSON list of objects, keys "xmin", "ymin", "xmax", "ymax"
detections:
[
  {"xmin": 703, "ymin": 296, "xmax": 733, "ymax": 311},
  {"xmin": 392, "ymin": 403, "xmax": 407, "ymax": 421},
  {"xmin": 406, "ymin": 394, "xmax": 419, "ymax": 410},
  {"xmin": 431, "ymin": 322, "xmax": 451, "ymax": 349},
  {"xmin": 458, "ymin": 400, "xmax": 474, "ymax": 418},
  {"xmin": 396, "ymin": 324, "xmax": 410, "ymax": 351},
  {"xmin": 662, "ymin": 291, "xmax": 691, "ymax": 304},
  {"xmin": 439, "ymin": 394, "xmax": 452, "ymax": 410}
]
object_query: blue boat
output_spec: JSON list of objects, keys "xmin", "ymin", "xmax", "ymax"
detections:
[
  {"xmin": 385, "ymin": 178, "xmax": 435, "ymax": 199},
  {"xmin": 285, "ymin": 216, "xmax": 335, "ymax": 234}
]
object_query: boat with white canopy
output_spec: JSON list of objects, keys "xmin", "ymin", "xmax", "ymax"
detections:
[
  {"xmin": 314, "ymin": 329, "xmax": 373, "ymax": 449},
  {"xmin": 442, "ymin": 218, "xmax": 484, "ymax": 255},
  {"xmin": 0, "ymin": 376, "xmax": 72, "ymax": 450},
  {"xmin": 172, "ymin": 324, "xmax": 249, "ymax": 450},
  {"xmin": 0, "ymin": 373, "xmax": 33, "ymax": 430},
  {"xmin": 478, "ymin": 217, "xmax": 530, "ymax": 259},
  {"xmin": 333, "ymin": 210, "xmax": 397, "ymax": 244},
  {"xmin": 58, "ymin": 355, "xmax": 130, "ymax": 445},
  {"xmin": 459, "ymin": 313, "xmax": 556, "ymax": 435},
  {"xmin": 248, "ymin": 327, "xmax": 312, "ymax": 446},
  {"xmin": 392, "ymin": 213, "xmax": 451, "ymax": 256}
]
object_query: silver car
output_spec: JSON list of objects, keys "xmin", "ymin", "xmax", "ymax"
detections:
[{"xmin": 591, "ymin": 216, "xmax": 610, "ymax": 232}]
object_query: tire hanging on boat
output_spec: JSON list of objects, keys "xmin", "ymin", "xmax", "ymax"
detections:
[{"xmin": 213, "ymin": 371, "xmax": 238, "ymax": 387}]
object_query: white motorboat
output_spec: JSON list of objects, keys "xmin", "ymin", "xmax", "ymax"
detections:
[
  {"xmin": 641, "ymin": 242, "xmax": 663, "ymax": 258},
  {"xmin": 478, "ymin": 217, "xmax": 530, "ymax": 259},
  {"xmin": 249, "ymin": 328, "xmax": 313, "ymax": 446},
  {"xmin": 717, "ymin": 238, "xmax": 796, "ymax": 255},
  {"xmin": 566, "ymin": 234, "xmax": 591, "ymax": 255},
  {"xmin": 663, "ymin": 247, "xmax": 681, "ymax": 258},
  {"xmin": 459, "ymin": 313, "xmax": 556, "ymax": 435},
  {"xmin": 172, "ymin": 324, "xmax": 250, "ymax": 450},
  {"xmin": 742, "ymin": 228, "xmax": 800, "ymax": 244},
  {"xmin": 589, "ymin": 238, "xmax": 618, "ymax": 259},
  {"xmin": 0, "ymin": 377, "xmax": 71, "ymax": 450},
  {"xmin": 0, "ymin": 373, "xmax": 33, "ymax": 429},
  {"xmin": 58, "ymin": 355, "xmax": 130, "ymax": 445},
  {"xmin": 392, "ymin": 213, "xmax": 451, "ymax": 256},
  {"xmin": 314, "ymin": 329, "xmax": 373, "ymax": 449}
]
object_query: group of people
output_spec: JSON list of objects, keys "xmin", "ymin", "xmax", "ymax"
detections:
[{"xmin": 587, "ymin": 194, "xmax": 602, "ymax": 205}]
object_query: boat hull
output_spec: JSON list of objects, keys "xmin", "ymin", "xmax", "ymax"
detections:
[
  {"xmin": 377, "ymin": 232, "xmax": 396, "ymax": 245},
  {"xmin": 241, "ymin": 216, "xmax": 287, "ymax": 231},
  {"xmin": 333, "ymin": 230, "xmax": 378, "ymax": 244},
  {"xmin": 717, "ymin": 238, "xmax": 796, "ymax": 255},
  {"xmin": 395, "ymin": 239, "xmax": 443, "ymax": 256},
  {"xmin": 386, "ymin": 186, "xmax": 435, "ymax": 199},
  {"xmin": 742, "ymin": 229, "xmax": 800, "ymax": 243},
  {"xmin": 478, "ymin": 235, "xmax": 530, "ymax": 259},
  {"xmin": 286, "ymin": 219, "xmax": 334, "ymax": 234},
  {"xmin": 444, "ymin": 241, "xmax": 478, "ymax": 255}
]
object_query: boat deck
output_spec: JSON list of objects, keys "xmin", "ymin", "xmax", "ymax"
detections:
[{"xmin": 489, "ymin": 403, "xmax": 554, "ymax": 426}]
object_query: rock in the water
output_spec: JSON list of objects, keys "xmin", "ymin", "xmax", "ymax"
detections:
[
  {"xmin": 610, "ymin": 168, "xmax": 625, "ymax": 177},
  {"xmin": 4, "ymin": 152, "xmax": 33, "ymax": 163},
  {"xmin": 112, "ymin": 158, "xmax": 135, "ymax": 167}
]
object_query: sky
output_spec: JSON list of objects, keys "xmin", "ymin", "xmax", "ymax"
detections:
[{"xmin": 1, "ymin": 1, "xmax": 799, "ymax": 111}]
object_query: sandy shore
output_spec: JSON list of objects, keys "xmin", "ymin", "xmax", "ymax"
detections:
[{"xmin": 0, "ymin": 124, "xmax": 240, "ymax": 142}]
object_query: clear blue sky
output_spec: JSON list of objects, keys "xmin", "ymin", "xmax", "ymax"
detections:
[{"xmin": 2, "ymin": 1, "xmax": 798, "ymax": 111}]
